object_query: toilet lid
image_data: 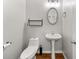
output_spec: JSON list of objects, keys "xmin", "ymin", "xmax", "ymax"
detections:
[{"xmin": 20, "ymin": 46, "xmax": 38, "ymax": 59}]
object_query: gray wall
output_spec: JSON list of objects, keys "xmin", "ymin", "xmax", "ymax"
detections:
[
  {"xmin": 23, "ymin": 0, "xmax": 63, "ymax": 51},
  {"xmin": 62, "ymin": 0, "xmax": 76, "ymax": 59},
  {"xmin": 3, "ymin": 0, "xmax": 25, "ymax": 59}
]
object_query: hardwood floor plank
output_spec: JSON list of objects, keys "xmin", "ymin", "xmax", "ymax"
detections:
[{"xmin": 36, "ymin": 53, "xmax": 64, "ymax": 59}]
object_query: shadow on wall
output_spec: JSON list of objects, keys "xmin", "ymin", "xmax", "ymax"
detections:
[{"xmin": 22, "ymin": 22, "xmax": 29, "ymax": 50}]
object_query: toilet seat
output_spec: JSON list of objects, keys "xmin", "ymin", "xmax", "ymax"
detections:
[
  {"xmin": 20, "ymin": 37, "xmax": 39, "ymax": 59},
  {"xmin": 20, "ymin": 46, "xmax": 38, "ymax": 59}
]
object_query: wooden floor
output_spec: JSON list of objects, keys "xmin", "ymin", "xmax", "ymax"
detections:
[{"xmin": 36, "ymin": 53, "xmax": 64, "ymax": 59}]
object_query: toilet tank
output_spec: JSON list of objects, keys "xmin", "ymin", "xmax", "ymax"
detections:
[{"xmin": 28, "ymin": 38, "xmax": 39, "ymax": 47}]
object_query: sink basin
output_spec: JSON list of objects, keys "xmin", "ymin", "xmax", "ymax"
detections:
[{"xmin": 45, "ymin": 33, "xmax": 62, "ymax": 40}]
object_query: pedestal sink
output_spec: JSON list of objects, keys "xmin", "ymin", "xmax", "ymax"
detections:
[{"xmin": 45, "ymin": 33, "xmax": 62, "ymax": 59}]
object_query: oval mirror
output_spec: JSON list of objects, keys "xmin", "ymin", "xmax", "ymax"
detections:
[{"xmin": 47, "ymin": 8, "xmax": 58, "ymax": 25}]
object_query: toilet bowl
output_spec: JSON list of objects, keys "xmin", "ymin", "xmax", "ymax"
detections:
[{"xmin": 20, "ymin": 37, "xmax": 39, "ymax": 59}]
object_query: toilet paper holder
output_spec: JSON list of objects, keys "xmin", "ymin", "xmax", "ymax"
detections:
[{"xmin": 3, "ymin": 41, "xmax": 12, "ymax": 49}]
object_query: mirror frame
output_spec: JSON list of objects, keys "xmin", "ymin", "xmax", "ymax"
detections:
[{"xmin": 47, "ymin": 8, "xmax": 58, "ymax": 25}]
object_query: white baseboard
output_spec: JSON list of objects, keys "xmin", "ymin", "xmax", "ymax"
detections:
[
  {"xmin": 42, "ymin": 50, "xmax": 63, "ymax": 53},
  {"xmin": 62, "ymin": 52, "xmax": 67, "ymax": 59}
]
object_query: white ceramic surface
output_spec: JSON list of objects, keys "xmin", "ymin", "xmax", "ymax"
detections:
[
  {"xmin": 45, "ymin": 33, "xmax": 62, "ymax": 40},
  {"xmin": 20, "ymin": 38, "xmax": 39, "ymax": 59},
  {"xmin": 45, "ymin": 33, "xmax": 62, "ymax": 59}
]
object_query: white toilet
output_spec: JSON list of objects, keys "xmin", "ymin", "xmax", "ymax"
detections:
[{"xmin": 20, "ymin": 37, "xmax": 39, "ymax": 59}]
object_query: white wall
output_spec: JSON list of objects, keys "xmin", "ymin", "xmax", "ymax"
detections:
[
  {"xmin": 62, "ymin": 0, "xmax": 76, "ymax": 59},
  {"xmin": 23, "ymin": 0, "xmax": 63, "ymax": 52},
  {"xmin": 3, "ymin": 0, "xmax": 25, "ymax": 59}
]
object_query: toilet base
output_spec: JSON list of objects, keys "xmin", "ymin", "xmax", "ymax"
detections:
[{"xmin": 32, "ymin": 56, "xmax": 36, "ymax": 59}]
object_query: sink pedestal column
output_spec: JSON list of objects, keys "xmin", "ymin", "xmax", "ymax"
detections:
[
  {"xmin": 51, "ymin": 40, "xmax": 55, "ymax": 59},
  {"xmin": 45, "ymin": 33, "xmax": 62, "ymax": 59}
]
